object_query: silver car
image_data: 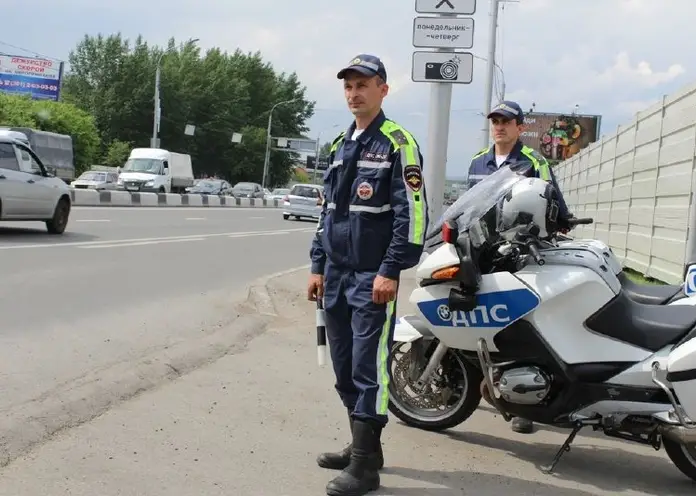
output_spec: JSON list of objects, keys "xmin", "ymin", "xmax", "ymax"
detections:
[{"xmin": 283, "ymin": 183, "xmax": 324, "ymax": 221}]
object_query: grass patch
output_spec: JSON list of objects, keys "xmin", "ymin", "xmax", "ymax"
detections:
[{"xmin": 623, "ymin": 267, "xmax": 666, "ymax": 285}]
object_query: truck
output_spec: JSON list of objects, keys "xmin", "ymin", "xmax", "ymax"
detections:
[
  {"xmin": 0, "ymin": 127, "xmax": 75, "ymax": 183},
  {"xmin": 117, "ymin": 148, "xmax": 194, "ymax": 193}
]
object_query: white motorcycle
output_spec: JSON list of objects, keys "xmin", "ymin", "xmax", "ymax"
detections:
[{"xmin": 388, "ymin": 163, "xmax": 696, "ymax": 482}]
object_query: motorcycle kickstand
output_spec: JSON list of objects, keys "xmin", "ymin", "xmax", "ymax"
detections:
[{"xmin": 540, "ymin": 421, "xmax": 584, "ymax": 474}]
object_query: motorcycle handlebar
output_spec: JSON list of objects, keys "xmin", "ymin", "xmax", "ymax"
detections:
[
  {"xmin": 567, "ymin": 217, "xmax": 593, "ymax": 227},
  {"xmin": 527, "ymin": 242, "xmax": 545, "ymax": 266}
]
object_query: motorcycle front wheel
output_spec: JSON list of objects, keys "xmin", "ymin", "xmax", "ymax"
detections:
[{"xmin": 388, "ymin": 339, "xmax": 483, "ymax": 431}]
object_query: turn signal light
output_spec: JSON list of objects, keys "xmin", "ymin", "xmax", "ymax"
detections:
[{"xmin": 431, "ymin": 266, "xmax": 459, "ymax": 280}]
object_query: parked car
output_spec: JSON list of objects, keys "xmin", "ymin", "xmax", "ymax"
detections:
[
  {"xmin": 283, "ymin": 183, "xmax": 324, "ymax": 221},
  {"xmin": 0, "ymin": 135, "xmax": 72, "ymax": 234},
  {"xmin": 231, "ymin": 182, "xmax": 264, "ymax": 199}
]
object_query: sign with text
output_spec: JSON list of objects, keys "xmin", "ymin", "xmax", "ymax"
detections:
[
  {"xmin": 412, "ymin": 51, "xmax": 473, "ymax": 84},
  {"xmin": 413, "ymin": 17, "xmax": 474, "ymax": 49},
  {"xmin": 0, "ymin": 54, "xmax": 63, "ymax": 101},
  {"xmin": 415, "ymin": 0, "xmax": 476, "ymax": 15},
  {"xmin": 273, "ymin": 137, "xmax": 317, "ymax": 153},
  {"xmin": 520, "ymin": 112, "xmax": 602, "ymax": 164}
]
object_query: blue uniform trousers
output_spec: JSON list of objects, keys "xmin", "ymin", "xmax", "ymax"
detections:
[{"xmin": 323, "ymin": 258, "xmax": 398, "ymax": 427}]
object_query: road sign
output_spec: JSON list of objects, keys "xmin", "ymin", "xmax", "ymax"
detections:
[
  {"xmin": 413, "ymin": 17, "xmax": 474, "ymax": 49},
  {"xmin": 273, "ymin": 137, "xmax": 317, "ymax": 153},
  {"xmin": 415, "ymin": 0, "xmax": 476, "ymax": 15},
  {"xmin": 411, "ymin": 52, "xmax": 473, "ymax": 84}
]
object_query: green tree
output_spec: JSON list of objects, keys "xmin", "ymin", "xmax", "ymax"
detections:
[
  {"xmin": 103, "ymin": 139, "xmax": 132, "ymax": 167},
  {"xmin": 61, "ymin": 33, "xmax": 315, "ymax": 186},
  {"xmin": 0, "ymin": 93, "xmax": 100, "ymax": 175}
]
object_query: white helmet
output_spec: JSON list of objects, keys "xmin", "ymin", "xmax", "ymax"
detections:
[{"xmin": 498, "ymin": 177, "xmax": 560, "ymax": 238}]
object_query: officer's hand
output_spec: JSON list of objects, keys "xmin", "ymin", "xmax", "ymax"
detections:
[
  {"xmin": 308, "ymin": 274, "xmax": 324, "ymax": 302},
  {"xmin": 373, "ymin": 275, "xmax": 397, "ymax": 304}
]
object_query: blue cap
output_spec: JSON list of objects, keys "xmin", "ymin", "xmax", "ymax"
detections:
[
  {"xmin": 487, "ymin": 100, "xmax": 524, "ymax": 124},
  {"xmin": 337, "ymin": 54, "xmax": 388, "ymax": 82}
]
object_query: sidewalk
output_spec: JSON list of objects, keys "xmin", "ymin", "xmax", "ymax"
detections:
[{"xmin": 0, "ymin": 269, "xmax": 689, "ymax": 495}]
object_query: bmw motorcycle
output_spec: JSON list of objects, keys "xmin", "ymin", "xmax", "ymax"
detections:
[{"xmin": 387, "ymin": 163, "xmax": 696, "ymax": 481}]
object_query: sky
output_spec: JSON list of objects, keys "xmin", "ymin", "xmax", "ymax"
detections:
[{"xmin": 1, "ymin": 0, "xmax": 693, "ymax": 179}]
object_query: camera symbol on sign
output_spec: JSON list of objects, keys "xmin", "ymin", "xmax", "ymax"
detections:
[{"xmin": 425, "ymin": 56, "xmax": 461, "ymax": 81}]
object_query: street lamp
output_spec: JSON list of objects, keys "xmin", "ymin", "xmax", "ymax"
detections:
[
  {"xmin": 151, "ymin": 38, "xmax": 200, "ymax": 148},
  {"xmin": 261, "ymin": 98, "xmax": 298, "ymax": 189}
]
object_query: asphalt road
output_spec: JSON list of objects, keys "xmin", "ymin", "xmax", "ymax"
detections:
[
  {"xmin": 0, "ymin": 207, "xmax": 315, "ymax": 415},
  {"xmin": 0, "ymin": 269, "xmax": 690, "ymax": 495}
]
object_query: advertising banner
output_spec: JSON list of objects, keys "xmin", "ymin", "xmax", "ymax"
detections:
[
  {"xmin": 0, "ymin": 54, "xmax": 63, "ymax": 101},
  {"xmin": 520, "ymin": 112, "xmax": 601, "ymax": 164}
]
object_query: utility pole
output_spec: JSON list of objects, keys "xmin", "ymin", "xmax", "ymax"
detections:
[{"xmin": 480, "ymin": 0, "xmax": 500, "ymax": 149}]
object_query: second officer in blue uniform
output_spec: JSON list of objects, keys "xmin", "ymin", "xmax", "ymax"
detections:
[{"xmin": 308, "ymin": 54, "xmax": 428, "ymax": 496}]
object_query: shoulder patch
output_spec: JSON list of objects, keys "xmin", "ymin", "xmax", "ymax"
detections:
[
  {"xmin": 389, "ymin": 129, "xmax": 409, "ymax": 146},
  {"xmin": 403, "ymin": 164, "xmax": 423, "ymax": 192},
  {"xmin": 332, "ymin": 131, "xmax": 346, "ymax": 145}
]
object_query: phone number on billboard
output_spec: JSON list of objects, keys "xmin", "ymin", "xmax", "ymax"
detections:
[{"xmin": 0, "ymin": 80, "xmax": 58, "ymax": 92}]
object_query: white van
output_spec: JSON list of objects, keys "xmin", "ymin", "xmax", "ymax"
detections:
[{"xmin": 117, "ymin": 148, "xmax": 194, "ymax": 193}]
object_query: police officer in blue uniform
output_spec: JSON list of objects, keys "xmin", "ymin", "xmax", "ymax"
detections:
[
  {"xmin": 469, "ymin": 100, "xmax": 571, "ymax": 435},
  {"xmin": 308, "ymin": 54, "xmax": 428, "ymax": 496}
]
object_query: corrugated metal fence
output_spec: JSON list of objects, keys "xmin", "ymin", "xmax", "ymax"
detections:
[{"xmin": 554, "ymin": 80, "xmax": 696, "ymax": 284}]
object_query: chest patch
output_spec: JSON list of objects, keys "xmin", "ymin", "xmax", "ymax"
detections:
[
  {"xmin": 361, "ymin": 151, "xmax": 389, "ymax": 161},
  {"xmin": 357, "ymin": 181, "xmax": 374, "ymax": 200}
]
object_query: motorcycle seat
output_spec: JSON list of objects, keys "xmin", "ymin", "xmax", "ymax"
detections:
[
  {"xmin": 617, "ymin": 271, "xmax": 682, "ymax": 305},
  {"xmin": 585, "ymin": 290, "xmax": 696, "ymax": 352}
]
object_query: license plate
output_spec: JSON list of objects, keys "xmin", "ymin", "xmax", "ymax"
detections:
[{"xmin": 126, "ymin": 185, "xmax": 138, "ymax": 191}]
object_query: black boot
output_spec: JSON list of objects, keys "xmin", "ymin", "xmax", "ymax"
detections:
[
  {"xmin": 318, "ymin": 415, "xmax": 384, "ymax": 471},
  {"xmin": 325, "ymin": 419, "xmax": 381, "ymax": 496}
]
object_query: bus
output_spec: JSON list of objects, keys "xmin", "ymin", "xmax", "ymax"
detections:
[{"xmin": 0, "ymin": 127, "xmax": 75, "ymax": 182}]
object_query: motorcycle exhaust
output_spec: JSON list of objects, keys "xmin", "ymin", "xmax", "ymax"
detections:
[{"xmin": 660, "ymin": 424, "xmax": 696, "ymax": 444}]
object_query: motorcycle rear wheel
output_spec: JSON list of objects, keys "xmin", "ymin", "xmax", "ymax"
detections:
[
  {"xmin": 388, "ymin": 340, "xmax": 483, "ymax": 431},
  {"xmin": 663, "ymin": 436, "xmax": 696, "ymax": 482}
]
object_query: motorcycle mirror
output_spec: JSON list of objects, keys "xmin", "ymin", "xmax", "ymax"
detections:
[{"xmin": 442, "ymin": 221, "xmax": 458, "ymax": 244}]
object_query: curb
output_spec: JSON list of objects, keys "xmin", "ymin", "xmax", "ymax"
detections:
[
  {"xmin": 70, "ymin": 189, "xmax": 283, "ymax": 208},
  {"xmin": 244, "ymin": 263, "xmax": 311, "ymax": 316},
  {"xmin": 0, "ymin": 264, "xmax": 310, "ymax": 468}
]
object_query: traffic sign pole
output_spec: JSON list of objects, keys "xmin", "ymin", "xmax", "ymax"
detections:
[
  {"xmin": 413, "ymin": 0, "xmax": 476, "ymax": 224},
  {"xmin": 424, "ymin": 56, "xmax": 453, "ymax": 225},
  {"xmin": 480, "ymin": 0, "xmax": 500, "ymax": 149}
]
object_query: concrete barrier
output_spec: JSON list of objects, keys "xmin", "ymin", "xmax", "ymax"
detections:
[
  {"xmin": 70, "ymin": 189, "xmax": 100, "ymax": 206},
  {"xmin": 69, "ymin": 190, "xmax": 282, "ymax": 209}
]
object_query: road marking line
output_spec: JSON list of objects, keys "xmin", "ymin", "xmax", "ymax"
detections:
[
  {"xmin": 79, "ymin": 238, "xmax": 205, "ymax": 249},
  {"xmin": 229, "ymin": 231, "xmax": 288, "ymax": 238},
  {"xmin": 0, "ymin": 228, "xmax": 314, "ymax": 251},
  {"xmin": 185, "ymin": 217, "xmax": 206, "ymax": 220}
]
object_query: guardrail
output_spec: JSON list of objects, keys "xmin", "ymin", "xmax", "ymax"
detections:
[
  {"xmin": 70, "ymin": 189, "xmax": 282, "ymax": 208},
  {"xmin": 554, "ymin": 79, "xmax": 696, "ymax": 284}
]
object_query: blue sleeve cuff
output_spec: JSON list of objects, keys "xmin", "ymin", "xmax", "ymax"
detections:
[
  {"xmin": 378, "ymin": 264, "xmax": 401, "ymax": 280},
  {"xmin": 311, "ymin": 261, "xmax": 325, "ymax": 275}
]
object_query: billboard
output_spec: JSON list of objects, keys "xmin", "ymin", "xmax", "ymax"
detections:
[
  {"xmin": 0, "ymin": 54, "xmax": 64, "ymax": 101},
  {"xmin": 520, "ymin": 112, "xmax": 601, "ymax": 164}
]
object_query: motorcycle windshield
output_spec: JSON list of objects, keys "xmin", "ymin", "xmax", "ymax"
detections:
[{"xmin": 429, "ymin": 161, "xmax": 535, "ymax": 237}]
